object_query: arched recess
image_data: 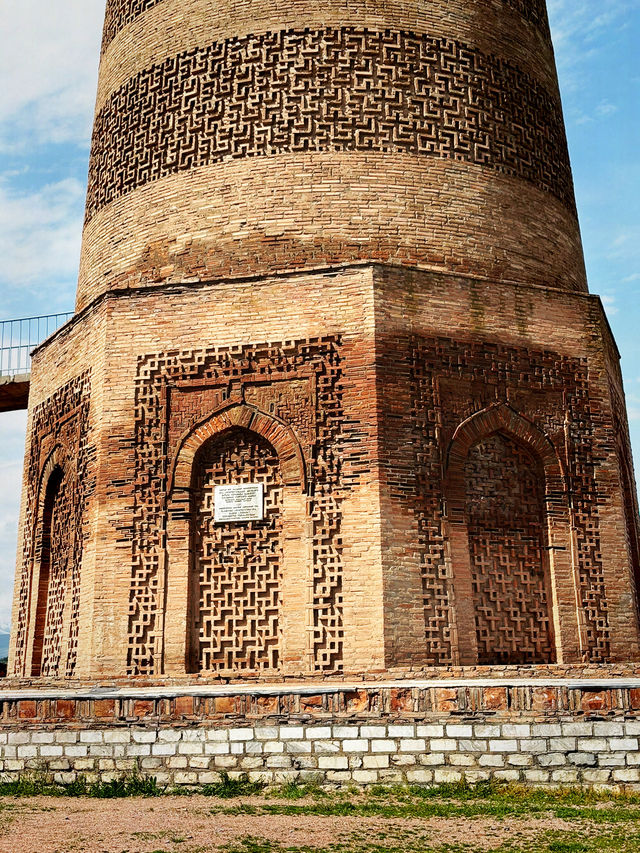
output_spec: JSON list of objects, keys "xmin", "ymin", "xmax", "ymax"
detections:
[
  {"xmin": 28, "ymin": 449, "xmax": 67, "ymax": 677},
  {"xmin": 163, "ymin": 402, "xmax": 310, "ymax": 675},
  {"xmin": 616, "ymin": 440, "xmax": 640, "ymax": 620},
  {"xmin": 443, "ymin": 403, "xmax": 582, "ymax": 666}
]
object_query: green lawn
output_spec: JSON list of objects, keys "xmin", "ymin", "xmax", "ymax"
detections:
[{"xmin": 3, "ymin": 777, "xmax": 640, "ymax": 852}]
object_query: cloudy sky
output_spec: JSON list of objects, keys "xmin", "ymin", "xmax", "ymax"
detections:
[{"xmin": 0, "ymin": 1, "xmax": 638, "ymax": 633}]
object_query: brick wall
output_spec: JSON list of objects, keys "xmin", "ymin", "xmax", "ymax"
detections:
[
  {"xmin": 3, "ymin": 682, "xmax": 640, "ymax": 787},
  {"xmin": 10, "ymin": 265, "xmax": 640, "ymax": 679},
  {"xmin": 75, "ymin": 0, "xmax": 587, "ymax": 309}
]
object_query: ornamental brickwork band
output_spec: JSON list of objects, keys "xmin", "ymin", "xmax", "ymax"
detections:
[{"xmin": 87, "ymin": 27, "xmax": 574, "ymax": 221}]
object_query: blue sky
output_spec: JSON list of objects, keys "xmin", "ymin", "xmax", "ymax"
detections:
[{"xmin": 0, "ymin": 0, "xmax": 638, "ymax": 632}]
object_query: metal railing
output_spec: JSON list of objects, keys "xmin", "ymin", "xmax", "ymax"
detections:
[{"xmin": 0, "ymin": 313, "xmax": 74, "ymax": 377}]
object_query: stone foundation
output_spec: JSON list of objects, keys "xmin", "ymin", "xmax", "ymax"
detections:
[{"xmin": 3, "ymin": 679, "xmax": 640, "ymax": 787}]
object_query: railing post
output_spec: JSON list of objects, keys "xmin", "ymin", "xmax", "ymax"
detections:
[{"xmin": 0, "ymin": 312, "xmax": 74, "ymax": 379}]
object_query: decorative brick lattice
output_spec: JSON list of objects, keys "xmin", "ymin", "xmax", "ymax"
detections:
[
  {"xmin": 38, "ymin": 471, "xmax": 73, "ymax": 677},
  {"xmin": 191, "ymin": 429, "xmax": 282, "ymax": 672},
  {"xmin": 609, "ymin": 377, "xmax": 640, "ymax": 608},
  {"xmin": 100, "ymin": 0, "xmax": 552, "ymax": 54},
  {"xmin": 87, "ymin": 27, "xmax": 573, "ymax": 221},
  {"xmin": 245, "ymin": 380, "xmax": 315, "ymax": 449},
  {"xmin": 465, "ymin": 433, "xmax": 554, "ymax": 664},
  {"xmin": 13, "ymin": 372, "xmax": 93, "ymax": 677},
  {"xmin": 409, "ymin": 348, "xmax": 453, "ymax": 664},
  {"xmin": 410, "ymin": 337, "xmax": 610, "ymax": 663},
  {"xmin": 307, "ymin": 342, "xmax": 345, "ymax": 672},
  {"xmin": 101, "ymin": 0, "xmax": 162, "ymax": 52},
  {"xmin": 127, "ymin": 339, "xmax": 344, "ymax": 675}
]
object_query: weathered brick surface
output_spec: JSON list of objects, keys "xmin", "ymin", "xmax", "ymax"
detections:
[
  {"xmin": 75, "ymin": 0, "xmax": 587, "ymax": 310},
  {"xmin": 9, "ymin": 0, "xmax": 640, "ymax": 682},
  {"xmin": 87, "ymin": 29, "xmax": 574, "ymax": 220},
  {"xmin": 98, "ymin": 0, "xmax": 556, "ymax": 104},
  {"xmin": 101, "ymin": 0, "xmax": 550, "ymax": 57},
  {"xmin": 78, "ymin": 155, "xmax": 587, "ymax": 312},
  {"xmin": 2, "ymin": 683, "xmax": 640, "ymax": 787},
  {"xmin": 9, "ymin": 266, "xmax": 640, "ymax": 678}
]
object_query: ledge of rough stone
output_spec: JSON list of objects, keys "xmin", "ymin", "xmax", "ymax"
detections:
[{"xmin": 1, "ymin": 679, "xmax": 640, "ymax": 726}]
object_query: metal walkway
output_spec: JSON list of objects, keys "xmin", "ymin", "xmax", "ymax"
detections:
[{"xmin": 0, "ymin": 313, "xmax": 73, "ymax": 412}]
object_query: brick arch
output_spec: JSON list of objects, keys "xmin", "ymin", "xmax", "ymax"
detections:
[
  {"xmin": 163, "ymin": 401, "xmax": 310, "ymax": 675},
  {"xmin": 36, "ymin": 446, "xmax": 65, "ymax": 507},
  {"xmin": 445, "ymin": 403, "xmax": 565, "ymax": 519},
  {"xmin": 30, "ymin": 449, "xmax": 66, "ymax": 677},
  {"xmin": 186, "ymin": 427, "xmax": 283, "ymax": 674},
  {"xmin": 442, "ymin": 403, "xmax": 582, "ymax": 666},
  {"xmin": 170, "ymin": 401, "xmax": 305, "ymax": 493}
]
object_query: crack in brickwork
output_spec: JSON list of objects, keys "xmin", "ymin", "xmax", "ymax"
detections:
[
  {"xmin": 86, "ymin": 26, "xmax": 573, "ymax": 222},
  {"xmin": 190, "ymin": 429, "xmax": 283, "ymax": 672},
  {"xmin": 100, "ymin": 0, "xmax": 551, "ymax": 54},
  {"xmin": 410, "ymin": 336, "xmax": 610, "ymax": 663},
  {"xmin": 465, "ymin": 433, "xmax": 554, "ymax": 664},
  {"xmin": 127, "ymin": 338, "xmax": 344, "ymax": 676},
  {"xmin": 13, "ymin": 372, "xmax": 93, "ymax": 677}
]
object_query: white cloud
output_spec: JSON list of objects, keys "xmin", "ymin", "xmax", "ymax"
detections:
[
  {"xmin": 600, "ymin": 293, "xmax": 619, "ymax": 316},
  {"xmin": 0, "ymin": 0, "xmax": 103, "ymax": 150},
  {"xmin": 596, "ymin": 101, "xmax": 619, "ymax": 117},
  {"xmin": 547, "ymin": 0, "xmax": 633, "ymax": 91},
  {"xmin": 609, "ymin": 228, "xmax": 640, "ymax": 263},
  {"xmin": 0, "ymin": 176, "xmax": 83, "ymax": 313}
]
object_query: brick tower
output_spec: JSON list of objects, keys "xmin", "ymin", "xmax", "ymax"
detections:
[{"xmin": 9, "ymin": 0, "xmax": 640, "ymax": 680}]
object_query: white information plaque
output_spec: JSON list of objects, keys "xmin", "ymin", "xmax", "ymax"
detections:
[{"xmin": 214, "ymin": 483, "xmax": 264, "ymax": 523}]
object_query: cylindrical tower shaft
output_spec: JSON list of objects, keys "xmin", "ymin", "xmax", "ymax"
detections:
[{"xmin": 78, "ymin": 0, "xmax": 586, "ymax": 311}]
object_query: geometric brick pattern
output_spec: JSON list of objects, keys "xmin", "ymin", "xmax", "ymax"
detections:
[
  {"xmin": 410, "ymin": 335, "xmax": 610, "ymax": 664},
  {"xmin": 190, "ymin": 428, "xmax": 282, "ymax": 673},
  {"xmin": 86, "ymin": 27, "xmax": 573, "ymax": 222},
  {"xmin": 609, "ymin": 376, "xmax": 640, "ymax": 614},
  {"xmin": 102, "ymin": 0, "xmax": 162, "ymax": 52},
  {"xmin": 34, "ymin": 467, "xmax": 73, "ymax": 677},
  {"xmin": 100, "ymin": 0, "xmax": 552, "ymax": 54},
  {"xmin": 465, "ymin": 432, "xmax": 555, "ymax": 664},
  {"xmin": 126, "ymin": 339, "xmax": 344, "ymax": 676},
  {"xmin": 12, "ymin": 0, "xmax": 640, "ymax": 683},
  {"xmin": 13, "ymin": 371, "xmax": 93, "ymax": 677},
  {"xmin": 408, "ymin": 345, "xmax": 454, "ymax": 665}
]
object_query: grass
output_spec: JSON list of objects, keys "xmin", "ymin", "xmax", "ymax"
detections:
[
  {"xmin": 0, "ymin": 769, "xmax": 264, "ymax": 799},
  {"xmin": 3, "ymin": 776, "xmax": 640, "ymax": 852},
  {"xmin": 209, "ymin": 779, "xmax": 640, "ymax": 823},
  {"xmin": 200, "ymin": 772, "xmax": 265, "ymax": 798},
  {"xmin": 216, "ymin": 827, "xmax": 640, "ymax": 853},
  {"xmin": 0, "ymin": 771, "xmax": 163, "ymax": 798},
  {"xmin": 2, "ymin": 773, "xmax": 640, "ymax": 813}
]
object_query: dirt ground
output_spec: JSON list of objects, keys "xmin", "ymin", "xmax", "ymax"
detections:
[{"xmin": 0, "ymin": 795, "xmax": 585, "ymax": 853}]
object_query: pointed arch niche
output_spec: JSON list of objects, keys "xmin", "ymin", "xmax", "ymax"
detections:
[
  {"xmin": 27, "ymin": 448, "xmax": 75, "ymax": 677},
  {"xmin": 443, "ymin": 404, "xmax": 583, "ymax": 666},
  {"xmin": 163, "ymin": 402, "xmax": 310, "ymax": 675}
]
